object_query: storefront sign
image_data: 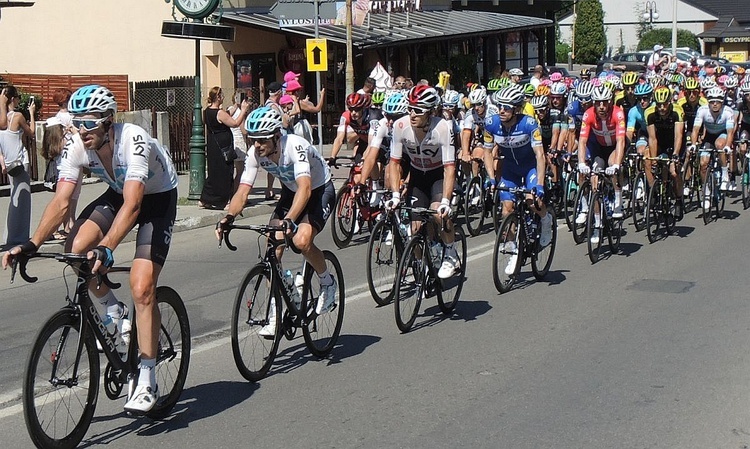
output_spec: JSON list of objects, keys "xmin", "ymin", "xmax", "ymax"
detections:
[
  {"xmin": 719, "ymin": 51, "xmax": 748, "ymax": 62},
  {"xmin": 722, "ymin": 36, "xmax": 750, "ymax": 43},
  {"xmin": 279, "ymin": 17, "xmax": 334, "ymax": 27},
  {"xmin": 279, "ymin": 48, "xmax": 307, "ymax": 74}
]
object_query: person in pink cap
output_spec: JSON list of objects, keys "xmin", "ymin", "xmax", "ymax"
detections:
[
  {"xmin": 284, "ymin": 71, "xmax": 300, "ymax": 84},
  {"xmin": 285, "ymin": 79, "xmax": 325, "ymax": 144}
]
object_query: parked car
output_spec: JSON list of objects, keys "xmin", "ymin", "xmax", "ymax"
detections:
[
  {"xmin": 516, "ymin": 66, "xmax": 579, "ymax": 85},
  {"xmin": 596, "ymin": 53, "xmax": 648, "ymax": 74}
]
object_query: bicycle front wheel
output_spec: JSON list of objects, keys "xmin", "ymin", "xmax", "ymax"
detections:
[
  {"xmin": 24, "ymin": 309, "xmax": 99, "ymax": 449},
  {"xmin": 366, "ymin": 219, "xmax": 401, "ymax": 306},
  {"xmin": 702, "ymin": 172, "xmax": 715, "ymax": 225},
  {"xmin": 303, "ymin": 250, "xmax": 345, "ymax": 357},
  {"xmin": 146, "ymin": 286, "xmax": 191, "ymax": 419},
  {"xmin": 231, "ymin": 264, "xmax": 281, "ymax": 382},
  {"xmin": 587, "ymin": 192, "xmax": 604, "ymax": 264},
  {"xmin": 394, "ymin": 236, "xmax": 428, "ymax": 332},
  {"xmin": 464, "ymin": 176, "xmax": 485, "ymax": 236},
  {"xmin": 631, "ymin": 172, "xmax": 648, "ymax": 232},
  {"xmin": 493, "ymin": 213, "xmax": 522, "ymax": 293},
  {"xmin": 438, "ymin": 225, "xmax": 467, "ymax": 314},
  {"xmin": 572, "ymin": 181, "xmax": 591, "ymax": 244},
  {"xmin": 563, "ymin": 171, "xmax": 579, "ymax": 232},
  {"xmin": 645, "ymin": 181, "xmax": 663, "ymax": 243},
  {"xmin": 532, "ymin": 206, "xmax": 557, "ymax": 280},
  {"xmin": 331, "ymin": 185, "xmax": 357, "ymax": 249}
]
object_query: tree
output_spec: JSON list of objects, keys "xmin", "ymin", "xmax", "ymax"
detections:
[
  {"xmin": 637, "ymin": 28, "xmax": 700, "ymax": 52},
  {"xmin": 573, "ymin": 0, "xmax": 606, "ymax": 64},
  {"xmin": 618, "ymin": 29, "xmax": 625, "ymax": 55}
]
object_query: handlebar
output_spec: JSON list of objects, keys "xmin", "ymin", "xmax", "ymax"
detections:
[
  {"xmin": 219, "ymin": 223, "xmax": 295, "ymax": 252},
  {"xmin": 10, "ymin": 252, "xmax": 128, "ymax": 289}
]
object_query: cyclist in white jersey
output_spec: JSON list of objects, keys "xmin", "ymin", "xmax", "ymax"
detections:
[
  {"xmin": 384, "ymin": 85, "xmax": 460, "ymax": 279},
  {"xmin": 2, "ymin": 85, "xmax": 179, "ymax": 414},
  {"xmin": 689, "ymin": 87, "xmax": 736, "ymax": 191},
  {"xmin": 216, "ymin": 106, "xmax": 338, "ymax": 325}
]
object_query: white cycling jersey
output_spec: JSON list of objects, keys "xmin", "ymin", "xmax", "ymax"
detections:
[
  {"xmin": 58, "ymin": 123, "xmax": 178, "ymax": 194},
  {"xmin": 241, "ymin": 133, "xmax": 331, "ymax": 192},
  {"xmin": 694, "ymin": 105, "xmax": 735, "ymax": 135},
  {"xmin": 368, "ymin": 116, "xmax": 390, "ymax": 149},
  {"xmin": 390, "ymin": 115, "xmax": 455, "ymax": 172}
]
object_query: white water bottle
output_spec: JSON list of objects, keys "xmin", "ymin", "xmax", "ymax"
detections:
[
  {"xmin": 294, "ymin": 272, "xmax": 304, "ymax": 303},
  {"xmin": 284, "ymin": 270, "xmax": 300, "ymax": 304},
  {"xmin": 101, "ymin": 314, "xmax": 126, "ymax": 353}
]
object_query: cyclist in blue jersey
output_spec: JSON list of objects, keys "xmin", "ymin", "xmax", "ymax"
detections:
[{"xmin": 565, "ymin": 81, "xmax": 594, "ymax": 154}]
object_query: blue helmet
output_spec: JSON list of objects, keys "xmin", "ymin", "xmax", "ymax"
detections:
[
  {"xmin": 382, "ymin": 92, "xmax": 409, "ymax": 117},
  {"xmin": 244, "ymin": 106, "xmax": 283, "ymax": 138},
  {"xmin": 634, "ymin": 83, "xmax": 654, "ymax": 97},
  {"xmin": 68, "ymin": 85, "xmax": 117, "ymax": 115}
]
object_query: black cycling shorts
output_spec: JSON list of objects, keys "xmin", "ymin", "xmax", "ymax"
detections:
[
  {"xmin": 274, "ymin": 181, "xmax": 336, "ymax": 233},
  {"xmin": 407, "ymin": 167, "xmax": 444, "ymax": 208}
]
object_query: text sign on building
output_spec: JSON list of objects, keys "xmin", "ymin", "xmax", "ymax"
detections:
[
  {"xmin": 722, "ymin": 36, "xmax": 750, "ymax": 44},
  {"xmin": 269, "ymin": 1, "xmax": 336, "ymax": 20},
  {"xmin": 306, "ymin": 38, "xmax": 328, "ymax": 72}
]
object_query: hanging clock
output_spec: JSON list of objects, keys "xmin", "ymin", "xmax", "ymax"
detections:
[{"xmin": 173, "ymin": 0, "xmax": 221, "ymax": 20}]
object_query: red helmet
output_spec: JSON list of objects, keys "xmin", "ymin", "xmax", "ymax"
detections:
[
  {"xmin": 346, "ymin": 92, "xmax": 371, "ymax": 109},
  {"xmin": 407, "ymin": 85, "xmax": 440, "ymax": 110}
]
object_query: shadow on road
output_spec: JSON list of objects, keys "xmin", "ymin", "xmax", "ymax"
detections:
[{"xmin": 270, "ymin": 333, "xmax": 381, "ymax": 375}]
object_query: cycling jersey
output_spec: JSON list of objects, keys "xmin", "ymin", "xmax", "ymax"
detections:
[
  {"xmin": 549, "ymin": 107, "xmax": 569, "ymax": 132},
  {"xmin": 241, "ymin": 134, "xmax": 331, "ymax": 192},
  {"xmin": 337, "ymin": 108, "xmax": 383, "ymax": 149},
  {"xmin": 615, "ymin": 92, "xmax": 637, "ymax": 120},
  {"xmin": 537, "ymin": 112, "xmax": 553, "ymax": 147},
  {"xmin": 737, "ymin": 98, "xmax": 750, "ymax": 126},
  {"xmin": 58, "ymin": 123, "xmax": 178, "ymax": 195},
  {"xmin": 461, "ymin": 108, "xmax": 488, "ymax": 146},
  {"xmin": 676, "ymin": 96, "xmax": 708, "ymax": 134},
  {"xmin": 626, "ymin": 103, "xmax": 652, "ymax": 133},
  {"xmin": 566, "ymin": 100, "xmax": 590, "ymax": 135},
  {"xmin": 645, "ymin": 104, "xmax": 685, "ymax": 153},
  {"xmin": 368, "ymin": 116, "xmax": 391, "ymax": 150},
  {"xmin": 693, "ymin": 105, "xmax": 735, "ymax": 136},
  {"xmin": 390, "ymin": 115, "xmax": 455, "ymax": 172},
  {"xmin": 522, "ymin": 102, "xmax": 535, "ymax": 118},
  {"xmin": 483, "ymin": 114, "xmax": 543, "ymax": 167},
  {"xmin": 579, "ymin": 106, "xmax": 626, "ymax": 148}
]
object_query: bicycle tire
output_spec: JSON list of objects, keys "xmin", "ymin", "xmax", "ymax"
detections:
[
  {"xmin": 145, "ymin": 286, "xmax": 191, "ymax": 419},
  {"xmin": 231, "ymin": 264, "xmax": 281, "ymax": 382},
  {"xmin": 645, "ymin": 180, "xmax": 663, "ymax": 243},
  {"xmin": 394, "ymin": 235, "xmax": 427, "ymax": 332},
  {"xmin": 681, "ymin": 160, "xmax": 697, "ymax": 212},
  {"xmin": 665, "ymin": 181, "xmax": 677, "ymax": 234},
  {"xmin": 464, "ymin": 176, "xmax": 485, "ymax": 237},
  {"xmin": 438, "ymin": 225, "xmax": 466, "ymax": 314},
  {"xmin": 303, "ymin": 250, "xmax": 345, "ymax": 357},
  {"xmin": 366, "ymin": 218, "xmax": 401, "ymax": 306},
  {"xmin": 631, "ymin": 172, "xmax": 648, "ymax": 232},
  {"xmin": 331, "ymin": 185, "xmax": 357, "ymax": 249},
  {"xmin": 492, "ymin": 213, "xmax": 522, "ymax": 293},
  {"xmin": 571, "ymin": 181, "xmax": 591, "ymax": 244},
  {"xmin": 743, "ymin": 160, "xmax": 750, "ymax": 210},
  {"xmin": 587, "ymin": 191, "xmax": 604, "ymax": 264},
  {"xmin": 703, "ymin": 172, "xmax": 715, "ymax": 225},
  {"xmin": 24, "ymin": 309, "xmax": 99, "ymax": 449},
  {"xmin": 531, "ymin": 206, "xmax": 557, "ymax": 280}
]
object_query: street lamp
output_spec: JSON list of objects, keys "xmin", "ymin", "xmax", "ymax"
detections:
[{"xmin": 643, "ymin": 1, "xmax": 659, "ymax": 25}]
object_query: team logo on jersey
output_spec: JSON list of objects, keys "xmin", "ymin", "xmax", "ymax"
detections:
[
  {"xmin": 485, "ymin": 116, "xmax": 494, "ymax": 126},
  {"xmin": 532, "ymin": 129, "xmax": 542, "ymax": 141}
]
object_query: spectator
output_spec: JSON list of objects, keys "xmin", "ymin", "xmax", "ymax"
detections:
[
  {"xmin": 647, "ymin": 44, "xmax": 668, "ymax": 72},
  {"xmin": 52, "ymin": 88, "xmax": 73, "ymax": 127},
  {"xmin": 286, "ymin": 79, "xmax": 324, "ymax": 143},
  {"xmin": 0, "ymin": 85, "xmax": 34, "ymax": 248},
  {"xmin": 392, "ymin": 75, "xmax": 407, "ymax": 90},
  {"xmin": 262, "ymin": 81, "xmax": 288, "ymax": 199},
  {"xmin": 227, "ymin": 89, "xmax": 249, "ymax": 193},
  {"xmin": 199, "ymin": 86, "xmax": 250, "ymax": 210},
  {"xmin": 357, "ymin": 77, "xmax": 376, "ymax": 95},
  {"xmin": 529, "ymin": 64, "xmax": 545, "ymax": 89}
]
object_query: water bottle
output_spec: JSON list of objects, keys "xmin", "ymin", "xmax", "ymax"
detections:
[
  {"xmin": 101, "ymin": 314, "xmax": 126, "ymax": 354},
  {"xmin": 605, "ymin": 197, "xmax": 613, "ymax": 218},
  {"xmin": 283, "ymin": 270, "xmax": 301, "ymax": 305},
  {"xmin": 294, "ymin": 272, "xmax": 304, "ymax": 304},
  {"xmin": 430, "ymin": 241, "xmax": 442, "ymax": 268}
]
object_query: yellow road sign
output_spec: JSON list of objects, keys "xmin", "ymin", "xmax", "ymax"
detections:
[{"xmin": 306, "ymin": 38, "xmax": 328, "ymax": 72}]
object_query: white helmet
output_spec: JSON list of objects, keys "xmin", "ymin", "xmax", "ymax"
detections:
[
  {"xmin": 493, "ymin": 85, "xmax": 525, "ymax": 106},
  {"xmin": 700, "ymin": 77, "xmax": 717, "ymax": 91},
  {"xmin": 591, "ymin": 85, "xmax": 613, "ymax": 101},
  {"xmin": 575, "ymin": 81, "xmax": 594, "ymax": 100},
  {"xmin": 68, "ymin": 85, "xmax": 117, "ymax": 116},
  {"xmin": 508, "ymin": 68, "xmax": 524, "ymax": 77},
  {"xmin": 467, "ymin": 88, "xmax": 488, "ymax": 105},
  {"xmin": 530, "ymin": 95, "xmax": 549, "ymax": 109},
  {"xmin": 550, "ymin": 82, "xmax": 567, "ymax": 96},
  {"xmin": 740, "ymin": 80, "xmax": 750, "ymax": 94},
  {"xmin": 705, "ymin": 86, "xmax": 725, "ymax": 102},
  {"xmin": 442, "ymin": 89, "xmax": 460, "ymax": 108},
  {"xmin": 244, "ymin": 106, "xmax": 283, "ymax": 138},
  {"xmin": 724, "ymin": 75, "xmax": 739, "ymax": 89}
]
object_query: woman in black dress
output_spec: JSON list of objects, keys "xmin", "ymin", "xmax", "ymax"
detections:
[{"xmin": 200, "ymin": 86, "xmax": 250, "ymax": 209}]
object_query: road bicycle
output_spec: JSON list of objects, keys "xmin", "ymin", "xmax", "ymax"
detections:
[
  {"xmin": 562, "ymin": 152, "xmax": 581, "ymax": 233},
  {"xmin": 221, "ymin": 223, "xmax": 345, "ymax": 381},
  {"xmin": 585, "ymin": 167, "xmax": 624, "ymax": 264},
  {"xmin": 12, "ymin": 253, "xmax": 190, "ymax": 449},
  {"xmin": 700, "ymin": 144, "xmax": 729, "ymax": 225},
  {"xmin": 625, "ymin": 149, "xmax": 648, "ymax": 232},
  {"xmin": 366, "ymin": 206, "xmax": 411, "ymax": 306},
  {"xmin": 492, "ymin": 186, "xmax": 557, "ymax": 293},
  {"xmin": 737, "ymin": 136, "xmax": 750, "ymax": 209},
  {"xmin": 681, "ymin": 143, "xmax": 703, "ymax": 213},
  {"xmin": 644, "ymin": 154, "xmax": 679, "ymax": 243},
  {"xmin": 463, "ymin": 157, "xmax": 496, "ymax": 237},
  {"xmin": 330, "ymin": 156, "xmax": 384, "ymax": 249},
  {"xmin": 393, "ymin": 207, "xmax": 467, "ymax": 333}
]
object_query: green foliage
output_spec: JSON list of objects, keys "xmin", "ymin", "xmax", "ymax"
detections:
[
  {"xmin": 573, "ymin": 0, "xmax": 607, "ymax": 64},
  {"xmin": 637, "ymin": 28, "xmax": 700, "ymax": 52},
  {"xmin": 556, "ymin": 42, "xmax": 572, "ymax": 64}
]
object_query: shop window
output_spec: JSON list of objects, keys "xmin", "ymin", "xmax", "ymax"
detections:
[{"xmin": 234, "ymin": 53, "xmax": 276, "ymax": 103}]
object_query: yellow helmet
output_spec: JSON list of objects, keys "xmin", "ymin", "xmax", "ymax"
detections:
[
  {"xmin": 653, "ymin": 86, "xmax": 672, "ymax": 104},
  {"xmin": 621, "ymin": 71, "xmax": 639, "ymax": 86},
  {"xmin": 536, "ymin": 85, "xmax": 551, "ymax": 96}
]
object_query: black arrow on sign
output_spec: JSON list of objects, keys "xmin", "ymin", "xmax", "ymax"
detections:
[{"xmin": 312, "ymin": 46, "xmax": 322, "ymax": 65}]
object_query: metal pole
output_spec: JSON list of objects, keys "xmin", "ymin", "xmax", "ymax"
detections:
[
  {"xmin": 188, "ymin": 38, "xmax": 206, "ymax": 200},
  {"xmin": 314, "ymin": 0, "xmax": 324, "ymax": 147},
  {"xmin": 671, "ymin": 0, "xmax": 677, "ymax": 54}
]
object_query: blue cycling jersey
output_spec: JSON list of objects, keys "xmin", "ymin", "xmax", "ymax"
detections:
[
  {"xmin": 566, "ymin": 100, "xmax": 588, "ymax": 129},
  {"xmin": 483, "ymin": 113, "xmax": 543, "ymax": 167},
  {"xmin": 627, "ymin": 103, "xmax": 651, "ymax": 132}
]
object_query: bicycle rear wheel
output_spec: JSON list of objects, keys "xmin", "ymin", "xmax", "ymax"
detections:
[
  {"xmin": 572, "ymin": 181, "xmax": 591, "ymax": 244},
  {"xmin": 532, "ymin": 206, "xmax": 557, "ymax": 280},
  {"xmin": 366, "ymin": 218, "xmax": 401, "ymax": 306},
  {"xmin": 145, "ymin": 286, "xmax": 191, "ymax": 419},
  {"xmin": 563, "ymin": 171, "xmax": 579, "ymax": 232},
  {"xmin": 702, "ymin": 172, "xmax": 715, "ymax": 225},
  {"xmin": 303, "ymin": 250, "xmax": 345, "ymax": 357},
  {"xmin": 394, "ymin": 236, "xmax": 428, "ymax": 332},
  {"xmin": 438, "ymin": 225, "xmax": 466, "ymax": 314},
  {"xmin": 24, "ymin": 309, "xmax": 99, "ymax": 449},
  {"xmin": 493, "ymin": 213, "xmax": 522, "ymax": 293},
  {"xmin": 464, "ymin": 176, "xmax": 485, "ymax": 236},
  {"xmin": 231, "ymin": 264, "xmax": 281, "ymax": 382},
  {"xmin": 645, "ymin": 181, "xmax": 663, "ymax": 243},
  {"xmin": 681, "ymin": 160, "xmax": 697, "ymax": 212},
  {"xmin": 587, "ymin": 192, "xmax": 604, "ymax": 264},
  {"xmin": 332, "ymin": 185, "xmax": 357, "ymax": 249},
  {"xmin": 631, "ymin": 172, "xmax": 648, "ymax": 232}
]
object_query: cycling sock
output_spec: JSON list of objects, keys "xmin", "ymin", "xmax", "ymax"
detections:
[
  {"xmin": 614, "ymin": 190, "xmax": 622, "ymax": 207},
  {"xmin": 722, "ymin": 166, "xmax": 729, "ymax": 180},
  {"xmin": 581, "ymin": 196, "xmax": 589, "ymax": 211},
  {"xmin": 594, "ymin": 214, "xmax": 601, "ymax": 227},
  {"xmin": 318, "ymin": 269, "xmax": 333, "ymax": 285},
  {"xmin": 138, "ymin": 358, "xmax": 156, "ymax": 387},
  {"xmin": 96, "ymin": 290, "xmax": 118, "ymax": 310},
  {"xmin": 106, "ymin": 302, "xmax": 124, "ymax": 319}
]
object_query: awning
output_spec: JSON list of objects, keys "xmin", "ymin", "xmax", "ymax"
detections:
[
  {"xmin": 697, "ymin": 16, "xmax": 750, "ymax": 39},
  {"xmin": 222, "ymin": 9, "xmax": 552, "ymax": 49}
]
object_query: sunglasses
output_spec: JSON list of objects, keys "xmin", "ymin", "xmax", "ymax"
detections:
[
  {"xmin": 687, "ymin": 90, "xmax": 700, "ymax": 95},
  {"xmin": 594, "ymin": 100, "xmax": 610, "ymax": 107},
  {"xmin": 407, "ymin": 106, "xmax": 429, "ymax": 115},
  {"xmin": 348, "ymin": 107, "xmax": 364, "ymax": 113},
  {"xmin": 497, "ymin": 104, "xmax": 515, "ymax": 112},
  {"xmin": 637, "ymin": 96, "xmax": 651, "ymax": 102},
  {"xmin": 72, "ymin": 117, "xmax": 109, "ymax": 131},
  {"xmin": 251, "ymin": 137, "xmax": 272, "ymax": 145}
]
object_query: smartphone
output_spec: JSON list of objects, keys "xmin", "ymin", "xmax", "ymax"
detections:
[
  {"xmin": 239, "ymin": 92, "xmax": 247, "ymax": 103},
  {"xmin": 29, "ymin": 96, "xmax": 35, "ymax": 104}
]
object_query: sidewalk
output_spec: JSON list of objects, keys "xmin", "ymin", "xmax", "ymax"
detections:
[{"xmin": 1, "ymin": 144, "xmax": 335, "ymax": 251}]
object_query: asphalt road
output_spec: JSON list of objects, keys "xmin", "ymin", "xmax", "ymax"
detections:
[{"xmin": 2, "ymin": 190, "xmax": 750, "ymax": 448}]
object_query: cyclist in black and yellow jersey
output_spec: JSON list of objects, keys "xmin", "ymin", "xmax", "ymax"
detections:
[
  {"xmin": 615, "ymin": 72, "xmax": 640, "ymax": 120},
  {"xmin": 676, "ymin": 78, "xmax": 707, "ymax": 138},
  {"xmin": 646, "ymin": 86, "xmax": 685, "ymax": 214}
]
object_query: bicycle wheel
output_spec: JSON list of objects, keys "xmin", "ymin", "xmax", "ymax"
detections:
[
  {"xmin": 587, "ymin": 192, "xmax": 604, "ymax": 264},
  {"xmin": 492, "ymin": 213, "xmax": 522, "ymax": 293},
  {"xmin": 331, "ymin": 185, "xmax": 357, "ymax": 249},
  {"xmin": 438, "ymin": 225, "xmax": 466, "ymax": 314},
  {"xmin": 743, "ymin": 160, "xmax": 750, "ymax": 210},
  {"xmin": 702, "ymin": 172, "xmax": 715, "ymax": 225},
  {"xmin": 531, "ymin": 206, "xmax": 557, "ymax": 280},
  {"xmin": 145, "ymin": 286, "xmax": 191, "ymax": 419},
  {"xmin": 563, "ymin": 171, "xmax": 579, "ymax": 232},
  {"xmin": 464, "ymin": 176, "xmax": 485, "ymax": 236},
  {"xmin": 631, "ymin": 172, "xmax": 648, "ymax": 232},
  {"xmin": 394, "ymin": 236, "xmax": 427, "ymax": 332},
  {"xmin": 303, "ymin": 250, "xmax": 345, "ymax": 357},
  {"xmin": 231, "ymin": 264, "xmax": 281, "ymax": 382},
  {"xmin": 645, "ymin": 181, "xmax": 663, "ymax": 243},
  {"xmin": 24, "ymin": 309, "xmax": 99, "ymax": 449},
  {"xmin": 366, "ymin": 218, "xmax": 402, "ymax": 306},
  {"xmin": 665, "ymin": 182, "xmax": 677, "ymax": 234},
  {"xmin": 681, "ymin": 160, "xmax": 697, "ymax": 212},
  {"xmin": 572, "ymin": 181, "xmax": 591, "ymax": 244}
]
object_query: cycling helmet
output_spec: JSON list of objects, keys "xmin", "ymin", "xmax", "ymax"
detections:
[
  {"xmin": 717, "ymin": 74, "xmax": 729, "ymax": 86},
  {"xmin": 382, "ymin": 91, "xmax": 409, "ymax": 116},
  {"xmin": 530, "ymin": 95, "xmax": 549, "ymax": 110},
  {"xmin": 653, "ymin": 87, "xmax": 672, "ymax": 104},
  {"xmin": 591, "ymin": 85, "xmax": 613, "ymax": 101},
  {"xmin": 407, "ymin": 85, "xmax": 440, "ymax": 109},
  {"xmin": 68, "ymin": 85, "xmax": 117, "ymax": 115},
  {"xmin": 715, "ymin": 66, "xmax": 727, "ymax": 75},
  {"xmin": 684, "ymin": 77, "xmax": 700, "ymax": 90},
  {"xmin": 550, "ymin": 82, "xmax": 567, "ymax": 96},
  {"xmin": 590, "ymin": 78, "xmax": 602, "ymax": 87},
  {"xmin": 575, "ymin": 80, "xmax": 594, "ymax": 100},
  {"xmin": 487, "ymin": 78, "xmax": 504, "ymax": 91},
  {"xmin": 493, "ymin": 85, "xmax": 525, "ymax": 106},
  {"xmin": 705, "ymin": 86, "xmax": 725, "ymax": 102},
  {"xmin": 736, "ymin": 67, "xmax": 746, "ymax": 76},
  {"xmin": 649, "ymin": 75, "xmax": 664, "ymax": 89},
  {"xmin": 549, "ymin": 72, "xmax": 563, "ymax": 82},
  {"xmin": 602, "ymin": 80, "xmax": 615, "ymax": 92},
  {"xmin": 580, "ymin": 68, "xmax": 591, "ymax": 78},
  {"xmin": 467, "ymin": 88, "xmax": 488, "ymax": 105},
  {"xmin": 621, "ymin": 72, "xmax": 639, "ymax": 86},
  {"xmin": 669, "ymin": 73, "xmax": 684, "ymax": 86},
  {"xmin": 634, "ymin": 83, "xmax": 654, "ymax": 97},
  {"xmin": 740, "ymin": 80, "xmax": 750, "ymax": 94},
  {"xmin": 441, "ymin": 89, "xmax": 460, "ymax": 108},
  {"xmin": 536, "ymin": 85, "xmax": 551, "ymax": 96},
  {"xmin": 700, "ymin": 77, "xmax": 717, "ymax": 91},
  {"xmin": 244, "ymin": 106, "xmax": 283, "ymax": 138},
  {"xmin": 724, "ymin": 75, "xmax": 739, "ymax": 89},
  {"xmin": 346, "ymin": 92, "xmax": 371, "ymax": 109},
  {"xmin": 371, "ymin": 91, "xmax": 386, "ymax": 106},
  {"xmin": 508, "ymin": 68, "xmax": 524, "ymax": 77},
  {"xmin": 522, "ymin": 83, "xmax": 536, "ymax": 96}
]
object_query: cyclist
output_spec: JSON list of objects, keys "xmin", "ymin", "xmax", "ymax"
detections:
[
  {"xmin": 548, "ymin": 82, "xmax": 570, "ymax": 154},
  {"xmin": 626, "ymin": 83, "xmax": 654, "ymax": 159},
  {"xmin": 533, "ymin": 94, "xmax": 564, "ymax": 202},
  {"xmin": 484, "ymin": 85, "xmax": 553, "ymax": 274},
  {"xmin": 645, "ymin": 86, "xmax": 686, "ymax": 215},
  {"xmin": 217, "ymin": 106, "xmax": 337, "ymax": 326},
  {"xmin": 566, "ymin": 80, "xmax": 594, "ymax": 161},
  {"xmin": 576, "ymin": 85, "xmax": 627, "ymax": 242},
  {"xmin": 371, "ymin": 91, "xmax": 386, "ymax": 110},
  {"xmin": 460, "ymin": 87, "xmax": 492, "ymax": 178},
  {"xmin": 690, "ymin": 86, "xmax": 736, "ymax": 195},
  {"xmin": 329, "ymin": 92, "xmax": 382, "ymax": 166},
  {"xmin": 2, "ymin": 85, "xmax": 179, "ymax": 413},
  {"xmin": 737, "ymin": 80, "xmax": 750, "ymax": 162},
  {"xmin": 384, "ymin": 85, "xmax": 460, "ymax": 279},
  {"xmin": 615, "ymin": 72, "xmax": 640, "ymax": 120}
]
